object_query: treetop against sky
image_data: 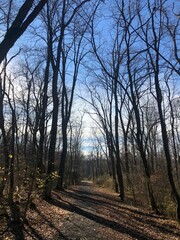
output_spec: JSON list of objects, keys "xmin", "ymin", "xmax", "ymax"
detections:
[{"xmin": 0, "ymin": 0, "xmax": 179, "ymax": 158}]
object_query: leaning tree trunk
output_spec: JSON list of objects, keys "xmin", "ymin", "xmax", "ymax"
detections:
[
  {"xmin": 154, "ymin": 75, "xmax": 180, "ymax": 221},
  {"xmin": 0, "ymin": 0, "xmax": 47, "ymax": 64}
]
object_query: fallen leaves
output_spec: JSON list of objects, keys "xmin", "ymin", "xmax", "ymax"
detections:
[{"xmin": 2, "ymin": 182, "xmax": 180, "ymax": 239}]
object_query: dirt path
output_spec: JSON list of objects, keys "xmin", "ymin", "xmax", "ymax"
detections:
[{"xmin": 2, "ymin": 181, "xmax": 180, "ymax": 240}]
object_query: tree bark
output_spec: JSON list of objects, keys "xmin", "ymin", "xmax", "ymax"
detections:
[
  {"xmin": 155, "ymin": 76, "xmax": 180, "ymax": 220},
  {"xmin": 0, "ymin": 0, "xmax": 47, "ymax": 64},
  {"xmin": 38, "ymin": 44, "xmax": 50, "ymax": 171}
]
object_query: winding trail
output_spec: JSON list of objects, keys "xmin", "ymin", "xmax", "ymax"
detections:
[
  {"xmin": 4, "ymin": 181, "xmax": 180, "ymax": 239},
  {"xmin": 50, "ymin": 181, "xmax": 180, "ymax": 239}
]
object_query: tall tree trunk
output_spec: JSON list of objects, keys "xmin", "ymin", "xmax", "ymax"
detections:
[
  {"xmin": 125, "ymin": 33, "xmax": 159, "ymax": 212},
  {"xmin": 109, "ymin": 143, "xmax": 118, "ymax": 193},
  {"xmin": 57, "ymin": 120, "xmax": 68, "ymax": 190},
  {"xmin": 147, "ymin": 4, "xmax": 180, "ymax": 219},
  {"xmin": 8, "ymin": 109, "xmax": 15, "ymax": 203},
  {"xmin": 154, "ymin": 76, "xmax": 180, "ymax": 221},
  {"xmin": 44, "ymin": 40, "xmax": 60, "ymax": 198},
  {"xmin": 38, "ymin": 46, "xmax": 50, "ymax": 171},
  {"xmin": 114, "ymin": 78, "xmax": 124, "ymax": 200},
  {"xmin": 0, "ymin": 78, "xmax": 9, "ymax": 176},
  {"xmin": 23, "ymin": 79, "xmax": 31, "ymax": 163},
  {"xmin": 44, "ymin": 74, "xmax": 58, "ymax": 198},
  {"xmin": 131, "ymin": 90, "xmax": 159, "ymax": 213}
]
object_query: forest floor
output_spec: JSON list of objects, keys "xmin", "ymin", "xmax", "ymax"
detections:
[{"xmin": 2, "ymin": 181, "xmax": 180, "ymax": 240}]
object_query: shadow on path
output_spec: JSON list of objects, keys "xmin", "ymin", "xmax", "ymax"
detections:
[
  {"xmin": 47, "ymin": 196, "xmax": 154, "ymax": 240},
  {"xmin": 51, "ymin": 185, "xmax": 180, "ymax": 239},
  {"xmin": 23, "ymin": 205, "xmax": 68, "ymax": 240}
]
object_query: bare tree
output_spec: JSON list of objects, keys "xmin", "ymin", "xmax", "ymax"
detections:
[
  {"xmin": 0, "ymin": 0, "xmax": 47, "ymax": 64},
  {"xmin": 57, "ymin": 0, "xmax": 97, "ymax": 190},
  {"xmin": 81, "ymin": 82, "xmax": 119, "ymax": 192},
  {"xmin": 138, "ymin": 0, "xmax": 180, "ymax": 219}
]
